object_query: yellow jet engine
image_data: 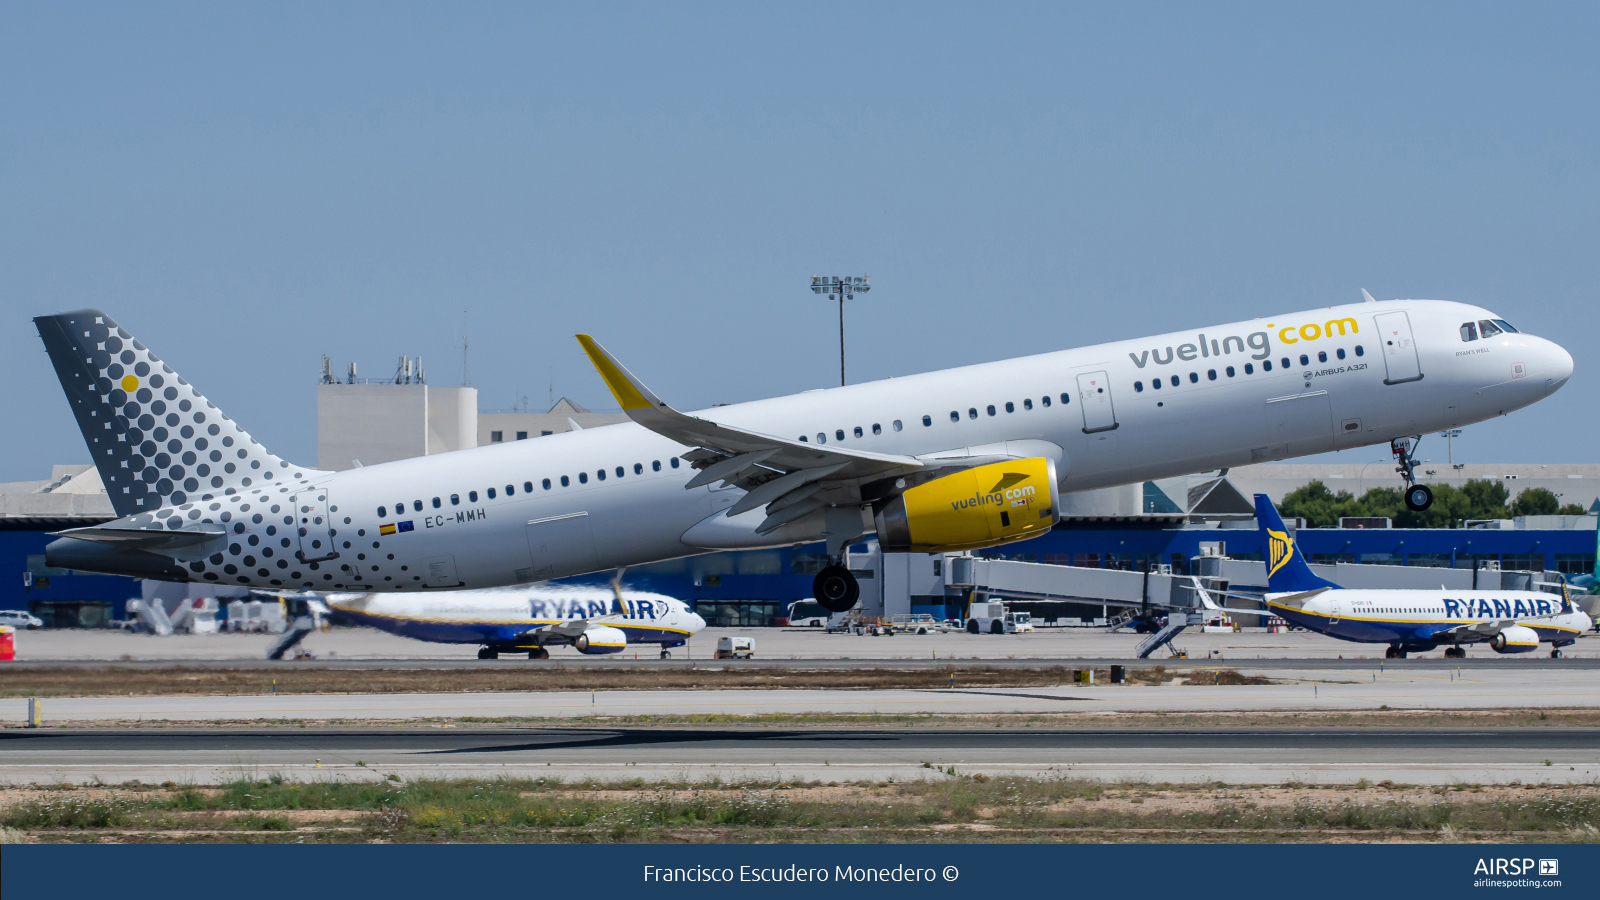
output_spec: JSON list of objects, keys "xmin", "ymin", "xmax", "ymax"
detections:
[{"xmin": 874, "ymin": 457, "xmax": 1060, "ymax": 553}]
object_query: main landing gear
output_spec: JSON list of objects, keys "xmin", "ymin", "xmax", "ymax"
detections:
[
  {"xmin": 1392, "ymin": 437, "xmax": 1433, "ymax": 512},
  {"xmin": 1385, "ymin": 645, "xmax": 1407, "ymax": 659},
  {"xmin": 813, "ymin": 563, "xmax": 860, "ymax": 613},
  {"xmin": 660, "ymin": 650, "xmax": 673, "ymax": 660},
  {"xmin": 1444, "ymin": 646, "xmax": 1465, "ymax": 659}
]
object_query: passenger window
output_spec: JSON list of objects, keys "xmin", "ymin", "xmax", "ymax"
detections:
[
  {"xmin": 836, "ymin": 429, "xmax": 845, "ymax": 441},
  {"xmin": 1059, "ymin": 393, "xmax": 1070, "ymax": 405},
  {"xmin": 1226, "ymin": 366, "xmax": 1235, "ymax": 377},
  {"xmin": 1189, "ymin": 372, "xmax": 1198, "ymax": 383},
  {"xmin": 1299, "ymin": 354, "xmax": 1309, "ymax": 366},
  {"xmin": 1318, "ymin": 351, "xmax": 1327, "ymax": 363},
  {"xmin": 542, "ymin": 479, "xmax": 551, "ymax": 490},
  {"xmin": 1042, "ymin": 396, "xmax": 1051, "ymax": 407},
  {"xmin": 670, "ymin": 458, "xmax": 679, "ymax": 468},
  {"xmin": 871, "ymin": 424, "xmax": 881, "ymax": 435},
  {"xmin": 469, "ymin": 490, "xmax": 479, "ymax": 501},
  {"xmin": 817, "ymin": 433, "xmax": 827, "ymax": 443},
  {"xmin": 1207, "ymin": 369, "xmax": 1217, "ymax": 381},
  {"xmin": 1281, "ymin": 358, "xmax": 1290, "ymax": 368},
  {"xmin": 578, "ymin": 473, "xmax": 587, "ymax": 484},
  {"xmin": 1134, "ymin": 381, "xmax": 1144, "ymax": 392},
  {"xmin": 1151, "ymin": 378, "xmax": 1161, "ymax": 390},
  {"xmin": 652, "ymin": 461, "xmax": 661, "ymax": 471},
  {"xmin": 798, "ymin": 436, "xmax": 807, "ymax": 442},
  {"xmin": 559, "ymin": 476, "xmax": 569, "ymax": 487},
  {"xmin": 377, "ymin": 506, "xmax": 387, "ymax": 518},
  {"xmin": 523, "ymin": 481, "xmax": 533, "ymax": 493},
  {"xmin": 854, "ymin": 426, "xmax": 863, "ymax": 438},
  {"xmin": 1004, "ymin": 402, "xmax": 1014, "ymax": 413},
  {"xmin": 615, "ymin": 466, "xmax": 624, "ymax": 478},
  {"xmin": 413, "ymin": 500, "xmax": 423, "ymax": 511},
  {"xmin": 1023, "ymin": 399, "xmax": 1033, "ymax": 410},
  {"xmin": 505, "ymin": 484, "xmax": 514, "ymax": 495},
  {"xmin": 486, "ymin": 488, "xmax": 496, "ymax": 498},
  {"xmin": 1355, "ymin": 345, "xmax": 1365, "ymax": 356},
  {"xmin": 950, "ymin": 411, "xmax": 959, "ymax": 422},
  {"xmin": 1263, "ymin": 360, "xmax": 1273, "ymax": 372},
  {"xmin": 596, "ymin": 469, "xmax": 605, "ymax": 481},
  {"xmin": 432, "ymin": 497, "xmax": 441, "ymax": 508},
  {"xmin": 892, "ymin": 420, "xmax": 902, "ymax": 431},
  {"xmin": 1336, "ymin": 348, "xmax": 1346, "ymax": 360},
  {"xmin": 1478, "ymin": 319, "xmax": 1503, "ymax": 337},
  {"xmin": 986, "ymin": 405, "xmax": 996, "ymax": 416},
  {"xmin": 922, "ymin": 415, "xmax": 932, "ymax": 427},
  {"xmin": 634, "ymin": 463, "xmax": 643, "ymax": 474},
  {"xmin": 968, "ymin": 408, "xmax": 978, "ymax": 419},
  {"xmin": 450, "ymin": 494, "xmax": 460, "ymax": 505}
]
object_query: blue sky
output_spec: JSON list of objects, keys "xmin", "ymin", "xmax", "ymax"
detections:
[{"xmin": 3, "ymin": 2, "xmax": 1597, "ymax": 482}]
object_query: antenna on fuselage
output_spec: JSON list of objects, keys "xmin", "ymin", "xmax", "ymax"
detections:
[{"xmin": 1361, "ymin": 288, "xmax": 1378, "ymax": 303}]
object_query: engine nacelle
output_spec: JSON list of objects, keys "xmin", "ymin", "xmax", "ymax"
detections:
[
  {"xmin": 874, "ymin": 457, "xmax": 1060, "ymax": 553},
  {"xmin": 1489, "ymin": 625, "xmax": 1539, "ymax": 654},
  {"xmin": 573, "ymin": 625, "xmax": 628, "ymax": 655}
]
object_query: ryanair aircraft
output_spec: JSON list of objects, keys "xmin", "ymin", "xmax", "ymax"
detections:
[
  {"xmin": 325, "ymin": 580, "xmax": 704, "ymax": 659},
  {"xmin": 35, "ymin": 297, "xmax": 1573, "ymax": 616},
  {"xmin": 1229, "ymin": 495, "xmax": 1593, "ymax": 658}
]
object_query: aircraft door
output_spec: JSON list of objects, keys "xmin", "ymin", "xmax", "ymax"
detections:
[
  {"xmin": 524, "ymin": 512, "xmax": 600, "ymax": 581},
  {"xmin": 1373, "ymin": 311, "xmax": 1423, "ymax": 384},
  {"xmin": 294, "ymin": 489, "xmax": 337, "ymax": 563},
  {"xmin": 1076, "ymin": 371, "xmax": 1119, "ymax": 433}
]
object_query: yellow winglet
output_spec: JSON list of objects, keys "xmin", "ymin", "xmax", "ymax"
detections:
[{"xmin": 575, "ymin": 334, "xmax": 657, "ymax": 412}]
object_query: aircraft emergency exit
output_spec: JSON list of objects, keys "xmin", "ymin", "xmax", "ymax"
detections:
[
  {"xmin": 1200, "ymin": 495, "xmax": 1593, "ymax": 658},
  {"xmin": 35, "ymin": 296, "xmax": 1573, "ymax": 614}
]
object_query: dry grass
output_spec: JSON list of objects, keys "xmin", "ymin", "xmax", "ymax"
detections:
[
  {"xmin": 4, "ymin": 776, "xmax": 1598, "ymax": 844},
  {"xmin": 0, "ymin": 664, "xmax": 1268, "ymax": 698}
]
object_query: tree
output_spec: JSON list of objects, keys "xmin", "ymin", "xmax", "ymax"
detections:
[
  {"xmin": 1509, "ymin": 486, "xmax": 1588, "ymax": 517},
  {"xmin": 1277, "ymin": 478, "xmax": 1513, "ymax": 528}
]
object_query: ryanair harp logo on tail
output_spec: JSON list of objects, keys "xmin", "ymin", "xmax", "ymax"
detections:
[{"xmin": 1267, "ymin": 529, "xmax": 1294, "ymax": 577}]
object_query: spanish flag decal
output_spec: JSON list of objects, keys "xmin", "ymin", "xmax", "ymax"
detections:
[{"xmin": 379, "ymin": 523, "xmax": 397, "ymax": 536}]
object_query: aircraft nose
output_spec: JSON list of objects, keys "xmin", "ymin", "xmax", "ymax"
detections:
[
  {"xmin": 689, "ymin": 610, "xmax": 707, "ymax": 632},
  {"xmin": 1545, "ymin": 340, "xmax": 1575, "ymax": 395}
]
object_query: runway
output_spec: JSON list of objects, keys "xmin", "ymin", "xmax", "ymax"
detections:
[{"xmin": 4, "ymin": 726, "xmax": 1597, "ymax": 786}]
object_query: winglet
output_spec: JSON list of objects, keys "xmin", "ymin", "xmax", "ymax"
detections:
[{"xmin": 575, "ymin": 335, "xmax": 663, "ymax": 412}]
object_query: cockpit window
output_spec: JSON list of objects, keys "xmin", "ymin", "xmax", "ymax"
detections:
[
  {"xmin": 1478, "ymin": 319, "xmax": 1503, "ymax": 338},
  {"xmin": 1460, "ymin": 322, "xmax": 1478, "ymax": 342},
  {"xmin": 1493, "ymin": 318, "xmax": 1518, "ymax": 333}
]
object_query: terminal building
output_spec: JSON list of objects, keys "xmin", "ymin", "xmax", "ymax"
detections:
[{"xmin": 3, "ymin": 357, "xmax": 1597, "ymax": 629}]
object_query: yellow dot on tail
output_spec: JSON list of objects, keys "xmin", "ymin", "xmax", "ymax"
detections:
[{"xmin": 120, "ymin": 375, "xmax": 138, "ymax": 392}]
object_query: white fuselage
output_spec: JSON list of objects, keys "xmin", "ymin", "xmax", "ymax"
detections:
[
  {"xmin": 1270, "ymin": 589, "xmax": 1592, "ymax": 646},
  {"xmin": 106, "ymin": 299, "xmax": 1574, "ymax": 592}
]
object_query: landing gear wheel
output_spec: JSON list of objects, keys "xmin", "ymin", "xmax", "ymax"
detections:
[
  {"xmin": 660, "ymin": 650, "xmax": 672, "ymax": 660},
  {"xmin": 1552, "ymin": 649, "xmax": 1563, "ymax": 659},
  {"xmin": 1405, "ymin": 484, "xmax": 1434, "ymax": 512},
  {"xmin": 812, "ymin": 565, "xmax": 860, "ymax": 613},
  {"xmin": 528, "ymin": 647, "xmax": 549, "ymax": 660},
  {"xmin": 478, "ymin": 647, "xmax": 499, "ymax": 660},
  {"xmin": 1384, "ymin": 646, "xmax": 1400, "ymax": 659},
  {"xmin": 1445, "ymin": 646, "xmax": 1464, "ymax": 659}
]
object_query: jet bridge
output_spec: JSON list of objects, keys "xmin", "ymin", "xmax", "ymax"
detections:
[{"xmin": 946, "ymin": 556, "xmax": 1206, "ymax": 613}]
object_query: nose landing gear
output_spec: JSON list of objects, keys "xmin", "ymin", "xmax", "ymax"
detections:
[{"xmin": 1392, "ymin": 437, "xmax": 1434, "ymax": 511}]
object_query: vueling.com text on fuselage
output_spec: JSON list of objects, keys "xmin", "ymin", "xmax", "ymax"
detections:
[{"xmin": 1128, "ymin": 317, "xmax": 1361, "ymax": 368}]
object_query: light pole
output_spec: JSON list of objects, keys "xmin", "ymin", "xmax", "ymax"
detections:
[
  {"xmin": 1440, "ymin": 429, "xmax": 1463, "ymax": 466},
  {"xmin": 812, "ymin": 274, "xmax": 869, "ymax": 386}
]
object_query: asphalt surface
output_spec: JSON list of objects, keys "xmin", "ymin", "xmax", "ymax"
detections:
[
  {"xmin": 7, "ymin": 656, "xmax": 1599, "ymax": 670},
  {"xmin": 5, "ymin": 726, "xmax": 1598, "ymax": 786}
]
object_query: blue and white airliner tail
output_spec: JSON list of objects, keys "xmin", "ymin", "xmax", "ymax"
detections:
[
  {"xmin": 326, "ymin": 581, "xmax": 705, "ymax": 659},
  {"xmin": 1222, "ymin": 495, "xmax": 1594, "ymax": 658}
]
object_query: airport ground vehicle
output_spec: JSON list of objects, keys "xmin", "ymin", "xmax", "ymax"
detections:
[
  {"xmin": 786, "ymin": 600, "xmax": 831, "ymax": 627},
  {"xmin": 888, "ymin": 613, "xmax": 949, "ymax": 634},
  {"xmin": 715, "ymin": 636, "xmax": 755, "ymax": 659},
  {"xmin": 965, "ymin": 600, "xmax": 1032, "ymax": 634},
  {"xmin": 36, "ymin": 302, "xmax": 1571, "ymax": 610},
  {"xmin": 0, "ymin": 610, "xmax": 43, "ymax": 630}
]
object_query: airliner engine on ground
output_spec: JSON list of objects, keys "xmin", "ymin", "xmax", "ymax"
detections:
[
  {"xmin": 1202, "ymin": 495, "xmax": 1593, "ymax": 658},
  {"xmin": 36, "ymin": 297, "xmax": 1572, "ymax": 612},
  {"xmin": 325, "ymin": 581, "xmax": 704, "ymax": 659}
]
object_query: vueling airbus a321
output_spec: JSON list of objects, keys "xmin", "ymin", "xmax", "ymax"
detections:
[{"xmin": 36, "ymin": 296, "xmax": 1572, "ymax": 616}]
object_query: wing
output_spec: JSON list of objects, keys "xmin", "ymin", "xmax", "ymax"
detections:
[{"xmin": 576, "ymin": 334, "xmax": 928, "ymax": 533}]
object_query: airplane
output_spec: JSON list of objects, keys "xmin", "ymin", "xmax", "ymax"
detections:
[
  {"xmin": 323, "ymin": 578, "xmax": 704, "ymax": 659},
  {"xmin": 1195, "ymin": 494, "xmax": 1594, "ymax": 658},
  {"xmin": 34, "ymin": 297, "xmax": 1573, "ymax": 615}
]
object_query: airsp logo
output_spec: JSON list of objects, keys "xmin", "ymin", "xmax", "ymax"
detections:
[
  {"xmin": 1540, "ymin": 859, "xmax": 1559, "ymax": 876},
  {"xmin": 1473, "ymin": 858, "xmax": 1553, "ymax": 876}
]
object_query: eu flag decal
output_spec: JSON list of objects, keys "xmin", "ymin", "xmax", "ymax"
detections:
[{"xmin": 398, "ymin": 521, "xmax": 415, "ymax": 533}]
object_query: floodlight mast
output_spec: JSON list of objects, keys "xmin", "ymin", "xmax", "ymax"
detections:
[{"xmin": 811, "ymin": 274, "xmax": 870, "ymax": 386}]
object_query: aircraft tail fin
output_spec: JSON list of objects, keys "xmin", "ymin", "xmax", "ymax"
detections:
[
  {"xmin": 1254, "ymin": 494, "xmax": 1341, "ymax": 593},
  {"xmin": 33, "ymin": 309, "xmax": 317, "ymax": 518}
]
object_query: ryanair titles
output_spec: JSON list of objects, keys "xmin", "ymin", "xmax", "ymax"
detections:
[{"xmin": 1129, "ymin": 317, "xmax": 1360, "ymax": 368}]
